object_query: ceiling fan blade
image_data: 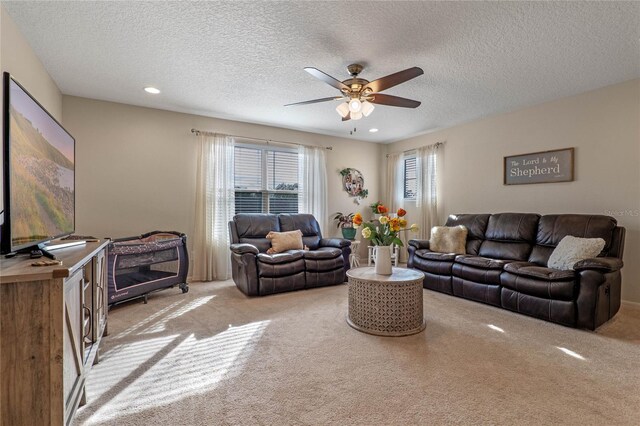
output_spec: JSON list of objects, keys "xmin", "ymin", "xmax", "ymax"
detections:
[
  {"xmin": 285, "ymin": 97, "xmax": 343, "ymax": 107},
  {"xmin": 342, "ymin": 112, "xmax": 351, "ymax": 121},
  {"xmin": 364, "ymin": 67, "xmax": 424, "ymax": 93},
  {"xmin": 304, "ymin": 67, "xmax": 350, "ymax": 91},
  {"xmin": 369, "ymin": 94, "xmax": 421, "ymax": 108}
]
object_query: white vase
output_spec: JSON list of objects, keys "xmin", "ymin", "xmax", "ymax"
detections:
[{"xmin": 374, "ymin": 245, "xmax": 393, "ymax": 275}]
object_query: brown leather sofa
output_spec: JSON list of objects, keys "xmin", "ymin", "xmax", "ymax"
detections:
[
  {"xmin": 408, "ymin": 213, "xmax": 625, "ymax": 329},
  {"xmin": 229, "ymin": 213, "xmax": 351, "ymax": 296}
]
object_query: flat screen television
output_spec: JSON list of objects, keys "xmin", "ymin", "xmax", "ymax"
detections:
[{"xmin": 1, "ymin": 72, "xmax": 75, "ymax": 254}]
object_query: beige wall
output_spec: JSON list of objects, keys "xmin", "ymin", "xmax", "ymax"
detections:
[
  {"xmin": 0, "ymin": 6, "xmax": 62, "ymax": 119},
  {"xmin": 4, "ymin": 2, "xmax": 638, "ymax": 302},
  {"xmin": 62, "ymin": 96, "xmax": 382, "ymax": 260},
  {"xmin": 385, "ymin": 79, "xmax": 640, "ymax": 303},
  {"xmin": 0, "ymin": 5, "xmax": 63, "ymax": 220}
]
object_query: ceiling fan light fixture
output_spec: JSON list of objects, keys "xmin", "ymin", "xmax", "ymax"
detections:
[
  {"xmin": 361, "ymin": 101, "xmax": 375, "ymax": 117},
  {"xmin": 348, "ymin": 98, "xmax": 362, "ymax": 113},
  {"xmin": 336, "ymin": 102, "xmax": 350, "ymax": 118},
  {"xmin": 291, "ymin": 64, "xmax": 423, "ymax": 122}
]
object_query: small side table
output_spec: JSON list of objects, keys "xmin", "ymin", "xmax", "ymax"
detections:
[
  {"xmin": 349, "ymin": 240, "xmax": 361, "ymax": 268},
  {"xmin": 346, "ymin": 267, "xmax": 425, "ymax": 336}
]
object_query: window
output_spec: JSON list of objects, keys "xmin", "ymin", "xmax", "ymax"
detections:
[
  {"xmin": 403, "ymin": 155, "xmax": 417, "ymax": 199},
  {"xmin": 403, "ymin": 149, "xmax": 438, "ymax": 201},
  {"xmin": 234, "ymin": 144, "xmax": 299, "ymax": 214}
]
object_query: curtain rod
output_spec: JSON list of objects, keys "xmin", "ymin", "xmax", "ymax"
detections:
[
  {"xmin": 385, "ymin": 141, "xmax": 444, "ymax": 158},
  {"xmin": 190, "ymin": 128, "xmax": 333, "ymax": 150}
]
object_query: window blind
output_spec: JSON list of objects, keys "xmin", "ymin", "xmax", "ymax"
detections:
[
  {"xmin": 404, "ymin": 156, "xmax": 417, "ymax": 199},
  {"xmin": 234, "ymin": 146, "xmax": 262, "ymax": 190},
  {"xmin": 234, "ymin": 145, "xmax": 299, "ymax": 214},
  {"xmin": 267, "ymin": 150, "xmax": 299, "ymax": 191}
]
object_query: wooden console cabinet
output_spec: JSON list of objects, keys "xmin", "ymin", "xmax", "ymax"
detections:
[{"xmin": 0, "ymin": 241, "xmax": 109, "ymax": 426}]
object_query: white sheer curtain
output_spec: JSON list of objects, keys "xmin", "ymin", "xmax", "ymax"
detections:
[
  {"xmin": 416, "ymin": 143, "xmax": 443, "ymax": 240},
  {"xmin": 385, "ymin": 152, "xmax": 408, "ymax": 261},
  {"xmin": 385, "ymin": 152, "xmax": 404, "ymax": 213},
  {"xmin": 193, "ymin": 133, "xmax": 235, "ymax": 281},
  {"xmin": 298, "ymin": 145, "xmax": 328, "ymax": 235}
]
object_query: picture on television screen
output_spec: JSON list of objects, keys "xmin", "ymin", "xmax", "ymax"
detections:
[{"xmin": 8, "ymin": 76, "xmax": 75, "ymax": 248}]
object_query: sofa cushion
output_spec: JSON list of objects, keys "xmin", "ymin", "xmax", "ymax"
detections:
[
  {"xmin": 413, "ymin": 249, "xmax": 456, "ymax": 275},
  {"xmin": 429, "ymin": 226, "xmax": 467, "ymax": 254},
  {"xmin": 444, "ymin": 214, "xmax": 490, "ymax": 255},
  {"xmin": 535, "ymin": 214, "xmax": 616, "ymax": 250},
  {"xmin": 478, "ymin": 241, "xmax": 533, "ymax": 262},
  {"xmin": 415, "ymin": 250, "xmax": 457, "ymax": 262},
  {"xmin": 303, "ymin": 247, "xmax": 342, "ymax": 259},
  {"xmin": 501, "ymin": 270, "xmax": 576, "ymax": 301},
  {"xmin": 477, "ymin": 213, "xmax": 539, "ymax": 261},
  {"xmin": 304, "ymin": 248, "xmax": 344, "ymax": 273},
  {"xmin": 279, "ymin": 214, "xmax": 322, "ymax": 250},
  {"xmin": 529, "ymin": 214, "xmax": 616, "ymax": 265},
  {"xmin": 234, "ymin": 213, "xmax": 280, "ymax": 253},
  {"xmin": 445, "ymin": 214, "xmax": 490, "ymax": 240},
  {"xmin": 452, "ymin": 262, "xmax": 502, "ymax": 285},
  {"xmin": 257, "ymin": 250, "xmax": 304, "ymax": 265},
  {"xmin": 547, "ymin": 236, "xmax": 606, "ymax": 270},
  {"xmin": 257, "ymin": 251, "xmax": 305, "ymax": 278},
  {"xmin": 266, "ymin": 230, "xmax": 304, "ymax": 254},
  {"xmin": 455, "ymin": 255, "xmax": 508, "ymax": 270},
  {"xmin": 504, "ymin": 262, "xmax": 575, "ymax": 281},
  {"xmin": 484, "ymin": 213, "xmax": 540, "ymax": 242}
]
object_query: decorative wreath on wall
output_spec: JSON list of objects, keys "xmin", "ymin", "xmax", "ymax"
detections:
[{"xmin": 339, "ymin": 168, "xmax": 369, "ymax": 204}]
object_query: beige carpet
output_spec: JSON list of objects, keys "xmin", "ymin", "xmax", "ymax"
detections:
[{"xmin": 76, "ymin": 280, "xmax": 640, "ymax": 425}]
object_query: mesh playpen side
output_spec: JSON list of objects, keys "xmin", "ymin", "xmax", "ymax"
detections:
[{"xmin": 107, "ymin": 231, "xmax": 189, "ymax": 305}]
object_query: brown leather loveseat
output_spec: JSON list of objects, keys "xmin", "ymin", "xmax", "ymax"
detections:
[
  {"xmin": 229, "ymin": 213, "xmax": 351, "ymax": 296},
  {"xmin": 408, "ymin": 213, "xmax": 625, "ymax": 329}
]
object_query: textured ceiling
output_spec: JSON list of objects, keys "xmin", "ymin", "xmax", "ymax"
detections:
[{"xmin": 4, "ymin": 1, "xmax": 639, "ymax": 143}]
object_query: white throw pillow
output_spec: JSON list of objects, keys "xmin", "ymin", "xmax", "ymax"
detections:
[
  {"xmin": 429, "ymin": 225, "xmax": 468, "ymax": 254},
  {"xmin": 547, "ymin": 236, "xmax": 606, "ymax": 270}
]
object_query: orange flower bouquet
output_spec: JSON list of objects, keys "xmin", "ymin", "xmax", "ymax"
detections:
[{"xmin": 354, "ymin": 205, "xmax": 418, "ymax": 247}]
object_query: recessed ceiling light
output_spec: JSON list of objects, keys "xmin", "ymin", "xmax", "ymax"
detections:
[
  {"xmin": 144, "ymin": 87, "xmax": 160, "ymax": 94},
  {"xmin": 369, "ymin": 128, "xmax": 379, "ymax": 133}
]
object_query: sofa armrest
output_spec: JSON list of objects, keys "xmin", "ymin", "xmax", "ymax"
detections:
[
  {"xmin": 230, "ymin": 243, "xmax": 259, "ymax": 255},
  {"xmin": 408, "ymin": 239, "xmax": 430, "ymax": 250},
  {"xmin": 574, "ymin": 257, "xmax": 623, "ymax": 272},
  {"xmin": 319, "ymin": 238, "xmax": 351, "ymax": 248}
]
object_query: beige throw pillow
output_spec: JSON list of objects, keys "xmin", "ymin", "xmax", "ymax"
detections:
[
  {"xmin": 429, "ymin": 225, "xmax": 468, "ymax": 254},
  {"xmin": 266, "ymin": 230, "xmax": 304, "ymax": 254},
  {"xmin": 547, "ymin": 235, "xmax": 606, "ymax": 270}
]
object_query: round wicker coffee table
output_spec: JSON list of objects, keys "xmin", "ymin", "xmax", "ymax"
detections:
[{"xmin": 346, "ymin": 267, "xmax": 426, "ymax": 336}]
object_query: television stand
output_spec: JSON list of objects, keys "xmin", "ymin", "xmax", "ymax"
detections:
[{"xmin": 1, "ymin": 241, "xmax": 109, "ymax": 425}]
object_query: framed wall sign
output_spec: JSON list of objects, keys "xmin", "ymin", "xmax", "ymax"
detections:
[{"xmin": 504, "ymin": 147, "xmax": 574, "ymax": 185}]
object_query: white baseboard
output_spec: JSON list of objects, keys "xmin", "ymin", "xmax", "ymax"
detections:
[{"xmin": 621, "ymin": 300, "xmax": 640, "ymax": 308}]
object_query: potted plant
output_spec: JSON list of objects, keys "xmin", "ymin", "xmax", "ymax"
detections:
[{"xmin": 332, "ymin": 212, "xmax": 357, "ymax": 240}]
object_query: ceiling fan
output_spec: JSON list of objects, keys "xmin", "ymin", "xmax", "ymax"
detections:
[{"xmin": 285, "ymin": 63, "xmax": 424, "ymax": 121}]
